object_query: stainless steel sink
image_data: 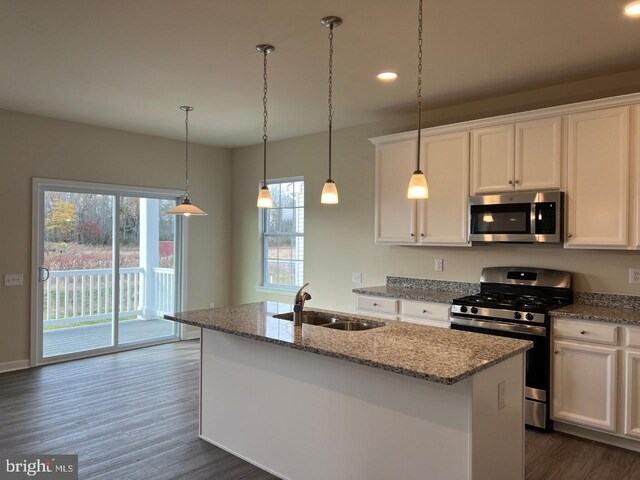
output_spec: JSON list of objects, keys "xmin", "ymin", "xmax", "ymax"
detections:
[
  {"xmin": 273, "ymin": 312, "xmax": 383, "ymax": 331},
  {"xmin": 273, "ymin": 312, "xmax": 341, "ymax": 326},
  {"xmin": 321, "ymin": 321, "xmax": 382, "ymax": 331}
]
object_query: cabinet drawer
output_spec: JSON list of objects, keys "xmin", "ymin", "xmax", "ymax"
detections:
[
  {"xmin": 554, "ymin": 318, "xmax": 618, "ymax": 345},
  {"xmin": 356, "ymin": 296, "xmax": 398, "ymax": 315},
  {"xmin": 401, "ymin": 316, "xmax": 450, "ymax": 329},
  {"xmin": 625, "ymin": 326, "xmax": 640, "ymax": 349},
  {"xmin": 401, "ymin": 300, "xmax": 450, "ymax": 321}
]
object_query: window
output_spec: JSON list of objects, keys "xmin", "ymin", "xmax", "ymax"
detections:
[{"xmin": 262, "ymin": 178, "xmax": 304, "ymax": 290}]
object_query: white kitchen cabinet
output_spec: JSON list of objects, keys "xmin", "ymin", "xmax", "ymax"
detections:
[
  {"xmin": 565, "ymin": 106, "xmax": 630, "ymax": 248},
  {"xmin": 515, "ymin": 116, "xmax": 562, "ymax": 191},
  {"xmin": 470, "ymin": 124, "xmax": 515, "ymax": 194},
  {"xmin": 418, "ymin": 131, "xmax": 470, "ymax": 245},
  {"xmin": 372, "ymin": 132, "xmax": 469, "ymax": 246},
  {"xmin": 400, "ymin": 300, "xmax": 450, "ymax": 328},
  {"xmin": 470, "ymin": 117, "xmax": 562, "ymax": 195},
  {"xmin": 374, "ymin": 139, "xmax": 417, "ymax": 244},
  {"xmin": 633, "ymin": 106, "xmax": 640, "ymax": 249},
  {"xmin": 625, "ymin": 350, "xmax": 640, "ymax": 439},
  {"xmin": 553, "ymin": 339, "xmax": 618, "ymax": 432}
]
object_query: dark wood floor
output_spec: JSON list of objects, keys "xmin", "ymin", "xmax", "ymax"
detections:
[{"xmin": 1, "ymin": 341, "xmax": 639, "ymax": 479}]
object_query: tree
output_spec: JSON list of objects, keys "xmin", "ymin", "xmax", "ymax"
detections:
[{"xmin": 46, "ymin": 200, "xmax": 77, "ymax": 242}]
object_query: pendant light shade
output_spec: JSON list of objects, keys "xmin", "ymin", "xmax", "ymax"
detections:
[
  {"xmin": 408, "ymin": 170, "xmax": 429, "ymax": 199},
  {"xmin": 257, "ymin": 185, "xmax": 273, "ymax": 208},
  {"xmin": 321, "ymin": 179, "xmax": 339, "ymax": 204},
  {"xmin": 168, "ymin": 106, "xmax": 207, "ymax": 216},
  {"xmin": 256, "ymin": 44, "xmax": 275, "ymax": 209},
  {"xmin": 406, "ymin": 0, "xmax": 429, "ymax": 200},
  {"xmin": 320, "ymin": 16, "xmax": 342, "ymax": 205}
]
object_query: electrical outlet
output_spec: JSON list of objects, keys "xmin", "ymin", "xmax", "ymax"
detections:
[
  {"xmin": 209, "ymin": 302, "xmax": 215, "ymax": 309},
  {"xmin": 498, "ymin": 381, "xmax": 506, "ymax": 410},
  {"xmin": 4, "ymin": 274, "xmax": 23, "ymax": 287},
  {"xmin": 351, "ymin": 272, "xmax": 362, "ymax": 284},
  {"xmin": 434, "ymin": 259, "xmax": 444, "ymax": 272},
  {"xmin": 630, "ymin": 269, "xmax": 640, "ymax": 285}
]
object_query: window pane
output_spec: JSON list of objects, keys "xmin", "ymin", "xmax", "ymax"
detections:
[
  {"xmin": 281, "ymin": 209, "xmax": 294, "ymax": 233},
  {"xmin": 263, "ymin": 179, "xmax": 304, "ymax": 289}
]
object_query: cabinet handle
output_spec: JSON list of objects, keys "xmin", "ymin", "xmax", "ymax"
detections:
[
  {"xmin": 373, "ymin": 303, "xmax": 380, "ymax": 307},
  {"xmin": 567, "ymin": 234, "xmax": 573, "ymax": 238},
  {"xmin": 508, "ymin": 180, "xmax": 513, "ymax": 185},
  {"xmin": 420, "ymin": 233, "xmax": 425, "ymax": 238},
  {"xmin": 410, "ymin": 233, "xmax": 415, "ymax": 238},
  {"xmin": 422, "ymin": 309, "xmax": 428, "ymax": 314},
  {"xmin": 514, "ymin": 179, "xmax": 520, "ymax": 184},
  {"xmin": 580, "ymin": 330, "xmax": 587, "ymax": 335},
  {"xmin": 554, "ymin": 350, "xmax": 559, "ymax": 354}
]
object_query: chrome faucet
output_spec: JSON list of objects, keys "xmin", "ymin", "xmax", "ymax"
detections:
[{"xmin": 293, "ymin": 283, "xmax": 311, "ymax": 326}]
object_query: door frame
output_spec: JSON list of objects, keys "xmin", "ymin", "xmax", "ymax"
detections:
[{"xmin": 30, "ymin": 178, "xmax": 189, "ymax": 366}]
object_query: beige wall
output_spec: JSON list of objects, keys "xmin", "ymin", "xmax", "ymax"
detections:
[
  {"xmin": 230, "ymin": 69, "xmax": 640, "ymax": 312},
  {"xmin": 0, "ymin": 109, "xmax": 231, "ymax": 365}
]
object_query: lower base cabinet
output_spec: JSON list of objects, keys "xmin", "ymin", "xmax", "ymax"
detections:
[
  {"xmin": 355, "ymin": 295, "xmax": 450, "ymax": 328},
  {"xmin": 552, "ymin": 340, "xmax": 617, "ymax": 432},
  {"xmin": 552, "ymin": 317, "xmax": 640, "ymax": 446}
]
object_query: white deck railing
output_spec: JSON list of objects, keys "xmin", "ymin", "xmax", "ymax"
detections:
[{"xmin": 43, "ymin": 267, "xmax": 175, "ymax": 327}]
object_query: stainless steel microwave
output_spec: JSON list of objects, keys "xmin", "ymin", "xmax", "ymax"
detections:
[{"xmin": 468, "ymin": 191, "xmax": 563, "ymax": 243}]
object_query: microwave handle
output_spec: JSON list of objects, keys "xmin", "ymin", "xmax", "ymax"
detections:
[{"xmin": 531, "ymin": 202, "xmax": 537, "ymax": 235}]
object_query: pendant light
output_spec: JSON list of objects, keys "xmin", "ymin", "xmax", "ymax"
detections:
[
  {"xmin": 168, "ymin": 106, "xmax": 207, "ymax": 216},
  {"xmin": 320, "ymin": 16, "xmax": 342, "ymax": 205},
  {"xmin": 256, "ymin": 44, "xmax": 275, "ymax": 208},
  {"xmin": 407, "ymin": 0, "xmax": 429, "ymax": 200}
]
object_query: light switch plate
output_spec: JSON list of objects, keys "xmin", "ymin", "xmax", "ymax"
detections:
[
  {"xmin": 351, "ymin": 272, "xmax": 362, "ymax": 284},
  {"xmin": 4, "ymin": 274, "xmax": 24, "ymax": 287},
  {"xmin": 630, "ymin": 268, "xmax": 640, "ymax": 284},
  {"xmin": 434, "ymin": 259, "xmax": 444, "ymax": 272}
]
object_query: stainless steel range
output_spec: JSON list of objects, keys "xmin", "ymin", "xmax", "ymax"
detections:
[{"xmin": 450, "ymin": 267, "xmax": 573, "ymax": 430}]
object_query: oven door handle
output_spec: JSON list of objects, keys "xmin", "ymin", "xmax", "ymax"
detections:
[{"xmin": 450, "ymin": 316, "xmax": 546, "ymax": 336}]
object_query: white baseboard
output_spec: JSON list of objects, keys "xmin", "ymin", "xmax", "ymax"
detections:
[
  {"xmin": 182, "ymin": 329, "xmax": 201, "ymax": 341},
  {"xmin": 0, "ymin": 359, "xmax": 30, "ymax": 374},
  {"xmin": 554, "ymin": 421, "xmax": 640, "ymax": 453}
]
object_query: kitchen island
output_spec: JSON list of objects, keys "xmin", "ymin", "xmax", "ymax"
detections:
[{"xmin": 166, "ymin": 302, "xmax": 532, "ymax": 480}]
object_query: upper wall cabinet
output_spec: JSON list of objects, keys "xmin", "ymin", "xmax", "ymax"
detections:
[
  {"xmin": 418, "ymin": 131, "xmax": 470, "ymax": 245},
  {"xmin": 470, "ymin": 117, "xmax": 562, "ymax": 195},
  {"xmin": 372, "ymin": 132, "xmax": 470, "ymax": 246},
  {"xmin": 470, "ymin": 124, "xmax": 514, "ymax": 194},
  {"xmin": 565, "ymin": 106, "xmax": 630, "ymax": 249},
  {"xmin": 375, "ymin": 139, "xmax": 417, "ymax": 244}
]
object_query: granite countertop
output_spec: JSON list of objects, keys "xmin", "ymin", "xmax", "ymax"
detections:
[
  {"xmin": 166, "ymin": 302, "xmax": 531, "ymax": 385},
  {"xmin": 351, "ymin": 285, "xmax": 463, "ymax": 304},
  {"xmin": 552, "ymin": 304, "xmax": 640, "ymax": 326}
]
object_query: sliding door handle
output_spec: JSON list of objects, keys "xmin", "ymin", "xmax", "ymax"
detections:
[{"xmin": 39, "ymin": 267, "xmax": 50, "ymax": 282}]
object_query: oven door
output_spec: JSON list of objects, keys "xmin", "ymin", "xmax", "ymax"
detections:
[{"xmin": 450, "ymin": 316, "xmax": 550, "ymax": 429}]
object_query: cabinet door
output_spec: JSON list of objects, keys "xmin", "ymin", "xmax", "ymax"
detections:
[
  {"xmin": 418, "ymin": 131, "xmax": 470, "ymax": 245},
  {"xmin": 625, "ymin": 350, "xmax": 640, "ymax": 439},
  {"xmin": 553, "ymin": 340, "xmax": 618, "ymax": 432},
  {"xmin": 470, "ymin": 124, "xmax": 515, "ymax": 194},
  {"xmin": 375, "ymin": 140, "xmax": 417, "ymax": 244},
  {"xmin": 515, "ymin": 116, "xmax": 562, "ymax": 191},
  {"xmin": 634, "ymin": 106, "xmax": 640, "ymax": 249},
  {"xmin": 566, "ymin": 106, "xmax": 630, "ymax": 248}
]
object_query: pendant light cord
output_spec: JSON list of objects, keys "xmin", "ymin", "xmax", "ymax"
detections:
[
  {"xmin": 416, "ymin": 0, "xmax": 423, "ymax": 172},
  {"xmin": 262, "ymin": 49, "xmax": 269, "ymax": 187},
  {"xmin": 328, "ymin": 23, "xmax": 334, "ymax": 181},
  {"xmin": 184, "ymin": 108, "xmax": 190, "ymax": 198}
]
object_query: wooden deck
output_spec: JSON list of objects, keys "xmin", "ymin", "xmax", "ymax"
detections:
[{"xmin": 43, "ymin": 319, "xmax": 178, "ymax": 357}]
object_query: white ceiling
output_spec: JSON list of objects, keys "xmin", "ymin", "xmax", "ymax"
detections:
[{"xmin": 1, "ymin": 0, "xmax": 639, "ymax": 148}]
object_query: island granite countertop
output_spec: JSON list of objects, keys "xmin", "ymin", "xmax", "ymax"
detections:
[{"xmin": 166, "ymin": 302, "xmax": 531, "ymax": 385}]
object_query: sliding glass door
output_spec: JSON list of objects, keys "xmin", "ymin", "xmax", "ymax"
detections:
[{"xmin": 34, "ymin": 180, "xmax": 184, "ymax": 364}]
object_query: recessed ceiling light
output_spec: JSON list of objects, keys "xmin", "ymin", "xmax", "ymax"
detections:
[
  {"xmin": 624, "ymin": 1, "xmax": 640, "ymax": 16},
  {"xmin": 377, "ymin": 72, "xmax": 398, "ymax": 81}
]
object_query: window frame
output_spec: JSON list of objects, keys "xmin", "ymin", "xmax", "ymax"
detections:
[{"xmin": 259, "ymin": 176, "xmax": 304, "ymax": 292}]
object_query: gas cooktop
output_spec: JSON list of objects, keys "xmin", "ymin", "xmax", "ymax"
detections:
[{"xmin": 453, "ymin": 292, "xmax": 570, "ymax": 313}]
